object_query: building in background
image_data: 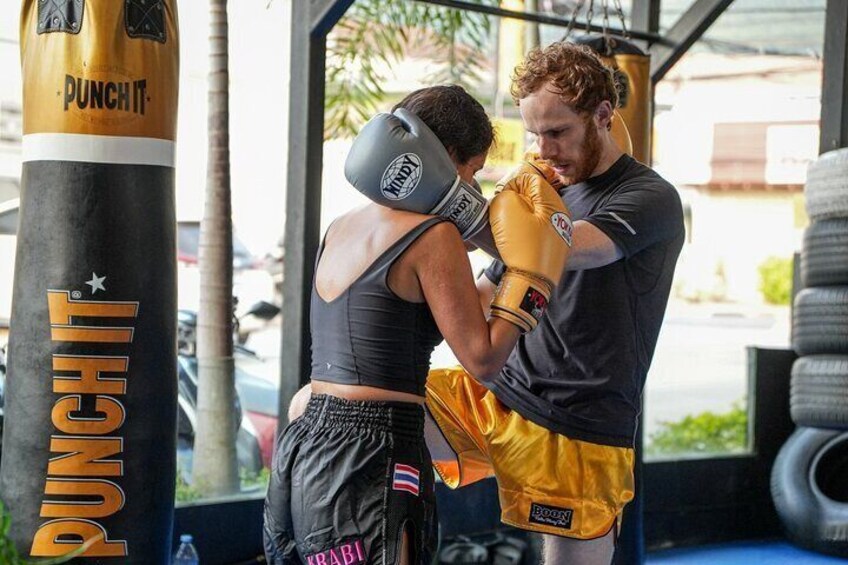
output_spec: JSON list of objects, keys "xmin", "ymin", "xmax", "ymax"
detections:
[{"xmin": 655, "ymin": 52, "xmax": 819, "ymax": 303}]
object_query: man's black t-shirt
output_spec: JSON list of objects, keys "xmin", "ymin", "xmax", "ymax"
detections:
[{"xmin": 484, "ymin": 155, "xmax": 685, "ymax": 447}]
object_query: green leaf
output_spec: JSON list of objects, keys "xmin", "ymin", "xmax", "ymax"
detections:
[
  {"xmin": 26, "ymin": 534, "xmax": 103, "ymax": 565},
  {"xmin": 647, "ymin": 401, "xmax": 748, "ymax": 457},
  {"xmin": 324, "ymin": 0, "xmax": 493, "ymax": 140}
]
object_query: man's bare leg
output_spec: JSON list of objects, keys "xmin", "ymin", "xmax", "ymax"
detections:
[
  {"xmin": 399, "ymin": 529, "xmax": 410, "ymax": 565},
  {"xmin": 424, "ymin": 409, "xmax": 457, "ymax": 462},
  {"xmin": 543, "ymin": 527, "xmax": 615, "ymax": 565}
]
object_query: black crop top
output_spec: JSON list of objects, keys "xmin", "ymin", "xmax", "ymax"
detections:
[{"xmin": 310, "ymin": 217, "xmax": 446, "ymax": 396}]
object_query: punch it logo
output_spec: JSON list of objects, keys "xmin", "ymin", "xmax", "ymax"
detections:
[
  {"xmin": 29, "ymin": 286, "xmax": 139, "ymax": 558},
  {"xmin": 380, "ymin": 153, "xmax": 422, "ymax": 200},
  {"xmin": 550, "ymin": 212, "xmax": 574, "ymax": 247},
  {"xmin": 58, "ymin": 63, "xmax": 152, "ymax": 128},
  {"xmin": 529, "ymin": 502, "xmax": 574, "ymax": 530},
  {"xmin": 64, "ymin": 75, "xmax": 148, "ymax": 115}
]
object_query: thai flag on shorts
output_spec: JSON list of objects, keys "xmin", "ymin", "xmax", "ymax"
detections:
[{"xmin": 392, "ymin": 464, "xmax": 420, "ymax": 496}]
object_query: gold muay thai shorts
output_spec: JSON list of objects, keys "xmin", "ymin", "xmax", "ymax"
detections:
[{"xmin": 425, "ymin": 367, "xmax": 635, "ymax": 539}]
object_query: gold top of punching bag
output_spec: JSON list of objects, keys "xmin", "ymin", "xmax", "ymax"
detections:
[
  {"xmin": 573, "ymin": 35, "xmax": 650, "ymax": 163},
  {"xmin": 20, "ymin": 0, "xmax": 179, "ymax": 141}
]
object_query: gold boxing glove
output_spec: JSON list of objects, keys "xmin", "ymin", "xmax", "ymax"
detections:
[
  {"xmin": 489, "ymin": 173, "xmax": 573, "ymax": 332},
  {"xmin": 495, "ymin": 147, "xmax": 563, "ymax": 193}
]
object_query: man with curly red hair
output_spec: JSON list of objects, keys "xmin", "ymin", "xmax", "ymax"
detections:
[{"xmin": 425, "ymin": 41, "xmax": 685, "ymax": 563}]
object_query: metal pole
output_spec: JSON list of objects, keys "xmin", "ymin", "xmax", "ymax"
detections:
[
  {"xmin": 415, "ymin": 0, "xmax": 666, "ymax": 44},
  {"xmin": 820, "ymin": 0, "xmax": 848, "ymax": 153},
  {"xmin": 279, "ymin": 0, "xmax": 354, "ymax": 423}
]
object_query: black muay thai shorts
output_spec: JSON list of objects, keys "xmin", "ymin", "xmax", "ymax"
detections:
[{"xmin": 263, "ymin": 394, "xmax": 437, "ymax": 565}]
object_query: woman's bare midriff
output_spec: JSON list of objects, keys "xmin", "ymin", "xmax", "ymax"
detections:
[{"xmin": 310, "ymin": 379, "xmax": 425, "ymax": 405}]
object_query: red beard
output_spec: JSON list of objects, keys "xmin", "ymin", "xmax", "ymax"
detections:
[{"xmin": 559, "ymin": 118, "xmax": 603, "ymax": 186}]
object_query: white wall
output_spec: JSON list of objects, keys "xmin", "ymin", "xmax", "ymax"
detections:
[
  {"xmin": 675, "ymin": 189, "xmax": 803, "ymax": 303},
  {"xmin": 176, "ymin": 1, "xmax": 291, "ymax": 257}
]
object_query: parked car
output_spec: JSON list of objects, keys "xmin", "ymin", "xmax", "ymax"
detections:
[
  {"xmin": 175, "ymin": 220, "xmax": 278, "ymax": 344},
  {"xmin": 177, "ymin": 220, "xmax": 261, "ymax": 272}
]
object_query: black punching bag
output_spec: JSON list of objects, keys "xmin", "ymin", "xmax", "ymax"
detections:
[{"xmin": 1, "ymin": 1, "xmax": 179, "ymax": 562}]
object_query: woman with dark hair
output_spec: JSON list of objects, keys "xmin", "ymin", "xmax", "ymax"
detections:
[{"xmin": 263, "ymin": 85, "xmax": 570, "ymax": 564}]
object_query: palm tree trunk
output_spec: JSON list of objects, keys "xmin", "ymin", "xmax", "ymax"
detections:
[{"xmin": 192, "ymin": 0, "xmax": 239, "ymax": 496}]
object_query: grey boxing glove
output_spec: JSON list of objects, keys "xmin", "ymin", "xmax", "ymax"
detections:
[{"xmin": 344, "ymin": 108, "xmax": 489, "ymax": 240}]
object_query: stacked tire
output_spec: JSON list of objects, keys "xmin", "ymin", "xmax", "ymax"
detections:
[{"xmin": 771, "ymin": 148, "xmax": 848, "ymax": 557}]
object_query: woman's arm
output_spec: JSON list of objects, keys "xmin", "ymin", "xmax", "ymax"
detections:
[
  {"xmin": 476, "ymin": 275, "xmax": 496, "ymax": 316},
  {"xmin": 409, "ymin": 222, "xmax": 520, "ymax": 382}
]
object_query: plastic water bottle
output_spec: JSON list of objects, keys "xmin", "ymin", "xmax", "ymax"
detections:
[{"xmin": 173, "ymin": 534, "xmax": 200, "ymax": 565}]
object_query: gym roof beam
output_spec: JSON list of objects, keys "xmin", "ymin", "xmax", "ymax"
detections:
[
  {"xmin": 312, "ymin": 0, "xmax": 355, "ymax": 36},
  {"xmin": 630, "ymin": 0, "xmax": 661, "ymax": 51},
  {"xmin": 649, "ymin": 0, "xmax": 736, "ymax": 85},
  {"xmin": 415, "ymin": 0, "xmax": 665, "ymax": 44}
]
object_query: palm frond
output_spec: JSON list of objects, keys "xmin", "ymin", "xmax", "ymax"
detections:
[{"xmin": 324, "ymin": 0, "xmax": 496, "ymax": 139}]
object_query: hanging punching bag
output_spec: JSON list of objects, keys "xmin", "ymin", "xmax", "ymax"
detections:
[
  {"xmin": 574, "ymin": 35, "xmax": 651, "ymax": 164},
  {"xmin": 1, "ymin": 1, "xmax": 179, "ymax": 562}
]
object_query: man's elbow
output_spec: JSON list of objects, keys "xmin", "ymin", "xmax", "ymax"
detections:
[
  {"xmin": 567, "ymin": 246, "xmax": 622, "ymax": 271},
  {"xmin": 463, "ymin": 358, "xmax": 500, "ymax": 384}
]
